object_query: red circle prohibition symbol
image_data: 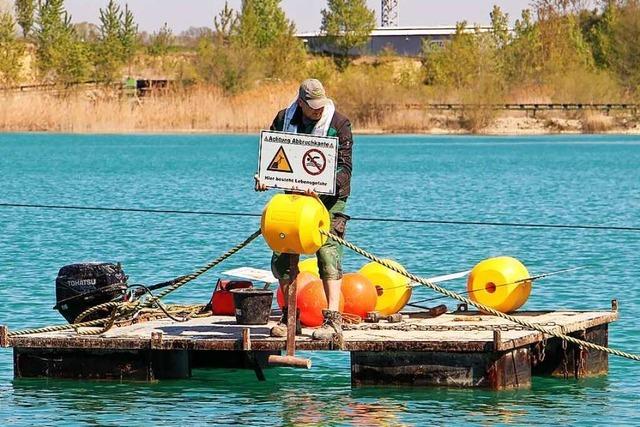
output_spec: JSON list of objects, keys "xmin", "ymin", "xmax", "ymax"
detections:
[{"xmin": 302, "ymin": 149, "xmax": 326, "ymax": 176}]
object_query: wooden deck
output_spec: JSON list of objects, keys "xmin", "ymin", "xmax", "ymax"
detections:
[{"xmin": 1, "ymin": 306, "xmax": 618, "ymax": 389}]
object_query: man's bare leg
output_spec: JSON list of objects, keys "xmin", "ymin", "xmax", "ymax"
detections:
[
  {"xmin": 324, "ymin": 279, "xmax": 342, "ymax": 311},
  {"xmin": 270, "ymin": 278, "xmax": 292, "ymax": 337}
]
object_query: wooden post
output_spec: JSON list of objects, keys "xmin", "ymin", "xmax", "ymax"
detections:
[
  {"xmin": 268, "ymin": 355, "xmax": 312, "ymax": 369},
  {"xmin": 150, "ymin": 331, "xmax": 163, "ymax": 349},
  {"xmin": 242, "ymin": 328, "xmax": 251, "ymax": 351},
  {"xmin": 286, "ymin": 279, "xmax": 297, "ymax": 357},
  {"xmin": 0, "ymin": 325, "xmax": 9, "ymax": 348},
  {"xmin": 268, "ymin": 273, "xmax": 313, "ymax": 369},
  {"xmin": 493, "ymin": 330, "xmax": 503, "ymax": 351}
]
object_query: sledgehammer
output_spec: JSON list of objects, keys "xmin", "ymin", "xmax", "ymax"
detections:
[{"xmin": 268, "ymin": 278, "xmax": 312, "ymax": 369}]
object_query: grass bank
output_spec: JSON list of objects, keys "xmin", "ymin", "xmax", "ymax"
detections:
[{"xmin": 1, "ymin": 82, "xmax": 639, "ymax": 134}]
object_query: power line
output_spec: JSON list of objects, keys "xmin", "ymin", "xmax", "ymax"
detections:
[{"xmin": 1, "ymin": 202, "xmax": 639, "ymax": 232}]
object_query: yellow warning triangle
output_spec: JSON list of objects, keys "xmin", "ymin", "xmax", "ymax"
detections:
[{"xmin": 267, "ymin": 146, "xmax": 293, "ymax": 173}]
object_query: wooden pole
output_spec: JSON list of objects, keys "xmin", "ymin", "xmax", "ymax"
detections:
[
  {"xmin": 286, "ymin": 278, "xmax": 297, "ymax": 357},
  {"xmin": 268, "ymin": 272, "xmax": 312, "ymax": 369},
  {"xmin": 0, "ymin": 325, "xmax": 8, "ymax": 347},
  {"xmin": 268, "ymin": 355, "xmax": 312, "ymax": 369}
]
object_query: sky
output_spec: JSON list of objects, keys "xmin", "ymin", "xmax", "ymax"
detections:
[{"xmin": 59, "ymin": 0, "xmax": 533, "ymax": 34}]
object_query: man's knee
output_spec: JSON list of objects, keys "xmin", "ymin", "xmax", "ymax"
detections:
[{"xmin": 271, "ymin": 252, "xmax": 300, "ymax": 282}]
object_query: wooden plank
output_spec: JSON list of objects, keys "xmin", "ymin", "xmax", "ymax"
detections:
[
  {"xmin": 6, "ymin": 311, "xmax": 617, "ymax": 354},
  {"xmin": 351, "ymin": 348, "xmax": 531, "ymax": 389},
  {"xmin": 487, "ymin": 347, "xmax": 531, "ymax": 389},
  {"xmin": 13, "ymin": 347, "xmax": 191, "ymax": 380}
]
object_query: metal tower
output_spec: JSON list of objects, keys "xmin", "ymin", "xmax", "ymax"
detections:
[{"xmin": 381, "ymin": 0, "xmax": 399, "ymax": 27}]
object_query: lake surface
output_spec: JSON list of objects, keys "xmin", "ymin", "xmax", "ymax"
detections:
[{"xmin": 0, "ymin": 133, "xmax": 639, "ymax": 425}]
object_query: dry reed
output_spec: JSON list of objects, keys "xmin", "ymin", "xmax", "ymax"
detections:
[
  {"xmin": 0, "ymin": 81, "xmax": 638, "ymax": 134},
  {"xmin": 0, "ymin": 82, "xmax": 297, "ymax": 133},
  {"xmin": 581, "ymin": 113, "xmax": 615, "ymax": 133}
]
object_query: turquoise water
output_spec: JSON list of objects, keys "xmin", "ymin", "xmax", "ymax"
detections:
[{"xmin": 0, "ymin": 133, "xmax": 639, "ymax": 425}]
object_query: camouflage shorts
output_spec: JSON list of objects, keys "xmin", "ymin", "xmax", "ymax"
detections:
[{"xmin": 271, "ymin": 197, "xmax": 349, "ymax": 281}]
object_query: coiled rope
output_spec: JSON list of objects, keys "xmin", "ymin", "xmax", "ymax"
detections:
[
  {"xmin": 321, "ymin": 230, "xmax": 640, "ymax": 362},
  {"xmin": 8, "ymin": 229, "xmax": 262, "ymax": 337}
]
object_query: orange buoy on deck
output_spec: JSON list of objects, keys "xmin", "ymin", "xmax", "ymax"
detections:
[
  {"xmin": 467, "ymin": 256, "xmax": 532, "ymax": 313},
  {"xmin": 359, "ymin": 260, "xmax": 411, "ymax": 316},
  {"xmin": 275, "ymin": 271, "xmax": 318, "ymax": 309},
  {"xmin": 298, "ymin": 279, "xmax": 344, "ymax": 327},
  {"xmin": 341, "ymin": 273, "xmax": 377, "ymax": 318},
  {"xmin": 261, "ymin": 194, "xmax": 330, "ymax": 254}
]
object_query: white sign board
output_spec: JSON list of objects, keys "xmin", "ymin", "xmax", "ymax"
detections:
[{"xmin": 257, "ymin": 130, "xmax": 338, "ymax": 196}]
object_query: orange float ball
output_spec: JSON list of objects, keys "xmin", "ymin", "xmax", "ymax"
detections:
[
  {"xmin": 276, "ymin": 271, "xmax": 318, "ymax": 309},
  {"xmin": 298, "ymin": 279, "xmax": 345, "ymax": 327},
  {"xmin": 341, "ymin": 273, "xmax": 378, "ymax": 318}
]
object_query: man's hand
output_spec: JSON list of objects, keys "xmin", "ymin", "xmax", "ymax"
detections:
[
  {"xmin": 254, "ymin": 174, "xmax": 268, "ymax": 192},
  {"xmin": 302, "ymin": 188, "xmax": 317, "ymax": 197},
  {"xmin": 290, "ymin": 186, "xmax": 317, "ymax": 197}
]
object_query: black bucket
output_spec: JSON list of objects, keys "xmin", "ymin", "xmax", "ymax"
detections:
[{"xmin": 231, "ymin": 289, "xmax": 274, "ymax": 325}]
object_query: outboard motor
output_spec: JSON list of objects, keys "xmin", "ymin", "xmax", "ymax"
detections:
[{"xmin": 54, "ymin": 262, "xmax": 129, "ymax": 323}]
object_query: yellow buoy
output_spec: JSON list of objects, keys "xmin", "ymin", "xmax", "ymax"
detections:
[
  {"xmin": 299, "ymin": 257, "xmax": 320, "ymax": 276},
  {"xmin": 261, "ymin": 194, "xmax": 330, "ymax": 255},
  {"xmin": 467, "ymin": 256, "xmax": 532, "ymax": 313},
  {"xmin": 359, "ymin": 260, "xmax": 411, "ymax": 315}
]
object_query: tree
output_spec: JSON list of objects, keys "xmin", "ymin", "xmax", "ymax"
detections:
[
  {"xmin": 423, "ymin": 22, "xmax": 482, "ymax": 88},
  {"xmin": 0, "ymin": 11, "xmax": 25, "ymax": 85},
  {"xmin": 321, "ymin": 0, "xmax": 376, "ymax": 68},
  {"xmin": 120, "ymin": 5, "xmax": 138, "ymax": 66},
  {"xmin": 237, "ymin": 0, "xmax": 290, "ymax": 49},
  {"xmin": 196, "ymin": 3, "xmax": 257, "ymax": 93},
  {"xmin": 74, "ymin": 21, "xmax": 100, "ymax": 42},
  {"xmin": 214, "ymin": 1, "xmax": 237, "ymax": 46},
  {"xmin": 490, "ymin": 5, "xmax": 510, "ymax": 49},
  {"xmin": 148, "ymin": 22, "xmax": 173, "ymax": 56},
  {"xmin": 502, "ymin": 9, "xmax": 544, "ymax": 84},
  {"xmin": 95, "ymin": 0, "xmax": 123, "ymax": 81},
  {"xmin": 34, "ymin": 0, "xmax": 90, "ymax": 84},
  {"xmin": 609, "ymin": 0, "xmax": 640, "ymax": 89},
  {"xmin": 14, "ymin": 0, "xmax": 35, "ymax": 37}
]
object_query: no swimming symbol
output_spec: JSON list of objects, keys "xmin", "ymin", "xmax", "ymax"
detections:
[{"xmin": 302, "ymin": 149, "xmax": 326, "ymax": 176}]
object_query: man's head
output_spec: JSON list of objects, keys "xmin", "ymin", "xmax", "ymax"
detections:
[{"xmin": 297, "ymin": 78, "xmax": 327, "ymax": 121}]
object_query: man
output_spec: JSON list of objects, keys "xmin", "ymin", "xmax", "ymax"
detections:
[{"xmin": 255, "ymin": 78, "xmax": 353, "ymax": 340}]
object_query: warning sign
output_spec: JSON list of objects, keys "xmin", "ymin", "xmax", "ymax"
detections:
[
  {"xmin": 267, "ymin": 146, "xmax": 293, "ymax": 173},
  {"xmin": 257, "ymin": 130, "xmax": 338, "ymax": 195}
]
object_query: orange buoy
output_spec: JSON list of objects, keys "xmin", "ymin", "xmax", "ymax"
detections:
[
  {"xmin": 341, "ymin": 273, "xmax": 377, "ymax": 318},
  {"xmin": 275, "ymin": 271, "xmax": 318, "ymax": 309},
  {"xmin": 298, "ymin": 279, "xmax": 345, "ymax": 327}
]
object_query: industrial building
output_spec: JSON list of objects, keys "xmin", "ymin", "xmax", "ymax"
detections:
[
  {"xmin": 298, "ymin": 1, "xmax": 491, "ymax": 57},
  {"xmin": 298, "ymin": 26, "xmax": 493, "ymax": 57}
]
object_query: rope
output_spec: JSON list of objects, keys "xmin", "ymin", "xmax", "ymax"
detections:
[
  {"xmin": 8, "ymin": 229, "xmax": 262, "ymax": 337},
  {"xmin": 321, "ymin": 230, "xmax": 640, "ymax": 362},
  {"xmin": 2, "ymin": 202, "xmax": 640, "ymax": 232}
]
